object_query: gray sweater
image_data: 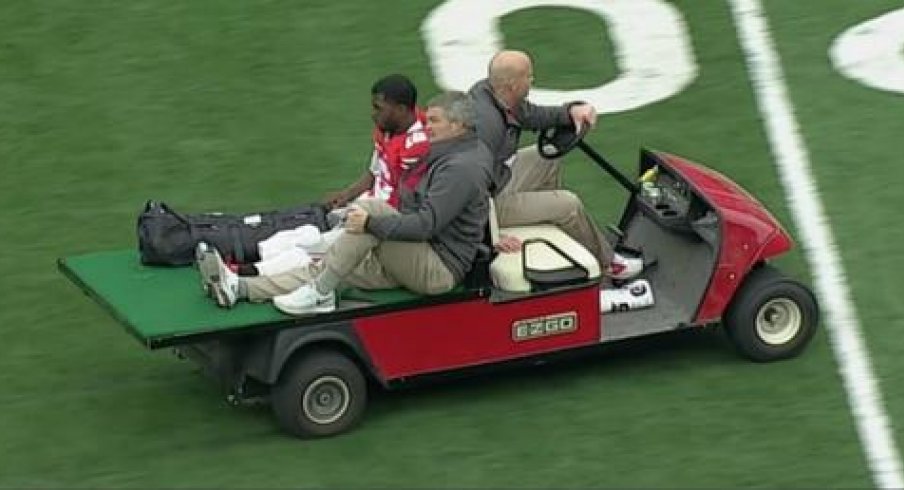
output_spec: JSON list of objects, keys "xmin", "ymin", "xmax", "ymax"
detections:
[
  {"xmin": 366, "ymin": 132, "xmax": 493, "ymax": 282},
  {"xmin": 469, "ymin": 78, "xmax": 573, "ymax": 194}
]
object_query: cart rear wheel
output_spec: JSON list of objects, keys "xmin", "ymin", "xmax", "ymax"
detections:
[
  {"xmin": 271, "ymin": 350, "xmax": 366, "ymax": 438},
  {"xmin": 724, "ymin": 265, "xmax": 819, "ymax": 362}
]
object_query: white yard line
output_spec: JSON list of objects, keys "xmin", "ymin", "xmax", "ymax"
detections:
[{"xmin": 728, "ymin": 1, "xmax": 904, "ymax": 488}]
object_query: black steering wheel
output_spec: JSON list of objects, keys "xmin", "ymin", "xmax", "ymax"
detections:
[{"xmin": 537, "ymin": 124, "xmax": 589, "ymax": 159}]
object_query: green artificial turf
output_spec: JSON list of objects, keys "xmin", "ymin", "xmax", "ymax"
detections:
[
  {"xmin": 764, "ymin": 0, "xmax": 904, "ymax": 460},
  {"xmin": 0, "ymin": 0, "xmax": 892, "ymax": 487}
]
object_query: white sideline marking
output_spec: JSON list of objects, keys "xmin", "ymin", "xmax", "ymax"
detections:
[{"xmin": 729, "ymin": 1, "xmax": 904, "ymax": 488}]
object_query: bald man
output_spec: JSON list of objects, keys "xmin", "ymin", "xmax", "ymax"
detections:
[{"xmin": 469, "ymin": 50, "xmax": 641, "ymax": 280}]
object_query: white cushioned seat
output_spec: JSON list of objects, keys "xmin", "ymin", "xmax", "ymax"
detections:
[{"xmin": 487, "ymin": 199, "xmax": 601, "ymax": 292}]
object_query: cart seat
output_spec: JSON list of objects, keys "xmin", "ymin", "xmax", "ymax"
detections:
[{"xmin": 487, "ymin": 199, "xmax": 600, "ymax": 292}]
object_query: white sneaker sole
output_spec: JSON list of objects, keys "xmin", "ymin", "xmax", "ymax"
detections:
[
  {"xmin": 273, "ymin": 298, "xmax": 335, "ymax": 316},
  {"xmin": 196, "ymin": 243, "xmax": 217, "ymax": 296},
  {"xmin": 210, "ymin": 278, "xmax": 237, "ymax": 308},
  {"xmin": 196, "ymin": 245, "xmax": 236, "ymax": 308}
]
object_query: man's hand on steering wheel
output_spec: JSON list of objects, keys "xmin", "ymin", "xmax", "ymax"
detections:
[
  {"xmin": 537, "ymin": 121, "xmax": 590, "ymax": 159},
  {"xmin": 568, "ymin": 103, "xmax": 597, "ymax": 132}
]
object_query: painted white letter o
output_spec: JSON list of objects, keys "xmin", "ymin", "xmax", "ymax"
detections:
[{"xmin": 421, "ymin": 0, "xmax": 698, "ymax": 113}]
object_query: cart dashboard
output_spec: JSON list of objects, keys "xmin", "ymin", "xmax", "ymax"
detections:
[{"xmin": 635, "ymin": 164, "xmax": 711, "ymax": 235}]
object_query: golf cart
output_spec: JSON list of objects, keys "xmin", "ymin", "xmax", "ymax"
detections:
[{"xmin": 59, "ymin": 127, "xmax": 819, "ymax": 438}]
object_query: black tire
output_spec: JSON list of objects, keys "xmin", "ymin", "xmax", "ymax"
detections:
[
  {"xmin": 271, "ymin": 350, "xmax": 367, "ymax": 438},
  {"xmin": 724, "ymin": 264, "xmax": 819, "ymax": 362}
]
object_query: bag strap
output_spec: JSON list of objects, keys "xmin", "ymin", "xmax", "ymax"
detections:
[
  {"xmin": 230, "ymin": 223, "xmax": 246, "ymax": 264},
  {"xmin": 145, "ymin": 200, "xmax": 190, "ymax": 225}
]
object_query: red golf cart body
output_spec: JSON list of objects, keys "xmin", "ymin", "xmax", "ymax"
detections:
[
  {"xmin": 348, "ymin": 149, "xmax": 793, "ymax": 383},
  {"xmin": 60, "ymin": 144, "xmax": 814, "ymax": 438}
]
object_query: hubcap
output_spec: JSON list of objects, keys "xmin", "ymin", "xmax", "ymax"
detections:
[
  {"xmin": 755, "ymin": 298, "xmax": 802, "ymax": 345},
  {"xmin": 302, "ymin": 376, "xmax": 350, "ymax": 425}
]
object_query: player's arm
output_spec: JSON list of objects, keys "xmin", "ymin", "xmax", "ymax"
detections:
[{"xmin": 322, "ymin": 151, "xmax": 377, "ymax": 209}]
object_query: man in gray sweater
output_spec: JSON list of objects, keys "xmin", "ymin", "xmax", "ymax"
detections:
[
  {"xmin": 470, "ymin": 50, "xmax": 641, "ymax": 280},
  {"xmin": 198, "ymin": 91, "xmax": 493, "ymax": 314}
]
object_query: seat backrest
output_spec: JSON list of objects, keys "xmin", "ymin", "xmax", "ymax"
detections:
[
  {"xmin": 488, "ymin": 197, "xmax": 500, "ymax": 247},
  {"xmin": 463, "ymin": 197, "xmax": 497, "ymax": 289}
]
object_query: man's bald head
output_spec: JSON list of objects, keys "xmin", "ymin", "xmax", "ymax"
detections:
[
  {"xmin": 488, "ymin": 50, "xmax": 533, "ymax": 88},
  {"xmin": 487, "ymin": 50, "xmax": 534, "ymax": 106}
]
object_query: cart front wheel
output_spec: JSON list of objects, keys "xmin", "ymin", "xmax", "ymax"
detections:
[
  {"xmin": 272, "ymin": 350, "xmax": 366, "ymax": 438},
  {"xmin": 724, "ymin": 265, "xmax": 819, "ymax": 362}
]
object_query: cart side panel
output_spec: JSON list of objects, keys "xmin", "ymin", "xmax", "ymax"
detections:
[{"xmin": 354, "ymin": 285, "xmax": 600, "ymax": 380}]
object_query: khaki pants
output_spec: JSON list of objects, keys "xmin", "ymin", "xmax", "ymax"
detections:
[
  {"xmin": 244, "ymin": 200, "xmax": 455, "ymax": 301},
  {"xmin": 495, "ymin": 146, "xmax": 613, "ymax": 266}
]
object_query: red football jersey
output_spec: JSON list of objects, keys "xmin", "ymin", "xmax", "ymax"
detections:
[{"xmin": 368, "ymin": 109, "xmax": 430, "ymax": 208}]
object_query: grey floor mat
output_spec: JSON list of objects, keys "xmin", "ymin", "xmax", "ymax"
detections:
[{"xmin": 601, "ymin": 290, "xmax": 692, "ymax": 342}]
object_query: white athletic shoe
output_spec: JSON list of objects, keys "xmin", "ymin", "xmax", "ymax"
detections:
[
  {"xmin": 601, "ymin": 279, "xmax": 655, "ymax": 313},
  {"xmin": 606, "ymin": 252, "xmax": 644, "ymax": 281},
  {"xmin": 273, "ymin": 284, "xmax": 336, "ymax": 316},
  {"xmin": 195, "ymin": 241, "xmax": 216, "ymax": 296},
  {"xmin": 196, "ymin": 242, "xmax": 239, "ymax": 308}
]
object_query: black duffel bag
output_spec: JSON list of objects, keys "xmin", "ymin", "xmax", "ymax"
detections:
[{"xmin": 137, "ymin": 200, "xmax": 329, "ymax": 266}]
